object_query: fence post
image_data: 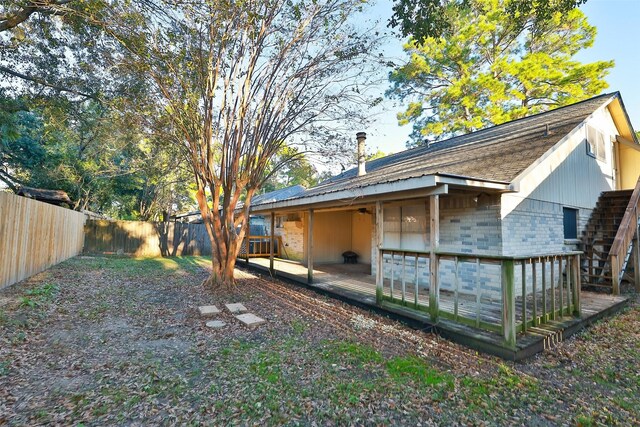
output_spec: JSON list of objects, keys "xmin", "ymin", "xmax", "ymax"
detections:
[{"xmin": 501, "ymin": 259, "xmax": 516, "ymax": 350}]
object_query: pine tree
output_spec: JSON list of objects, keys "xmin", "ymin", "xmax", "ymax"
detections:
[{"xmin": 388, "ymin": 0, "xmax": 613, "ymax": 146}]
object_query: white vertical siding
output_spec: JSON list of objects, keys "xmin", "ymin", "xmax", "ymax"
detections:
[{"xmin": 501, "ymin": 107, "xmax": 620, "ymax": 256}]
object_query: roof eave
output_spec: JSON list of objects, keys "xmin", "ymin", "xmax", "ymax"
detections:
[
  {"xmin": 607, "ymin": 92, "xmax": 639, "ymax": 144},
  {"xmin": 509, "ymin": 93, "xmax": 619, "ymax": 189},
  {"xmin": 250, "ymin": 173, "xmax": 512, "ymax": 213}
]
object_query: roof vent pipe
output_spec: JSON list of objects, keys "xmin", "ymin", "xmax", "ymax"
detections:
[{"xmin": 356, "ymin": 132, "xmax": 367, "ymax": 176}]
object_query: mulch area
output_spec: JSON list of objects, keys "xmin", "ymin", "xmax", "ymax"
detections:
[{"xmin": 0, "ymin": 256, "xmax": 638, "ymax": 425}]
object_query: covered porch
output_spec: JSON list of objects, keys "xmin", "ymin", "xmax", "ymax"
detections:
[{"xmin": 246, "ymin": 177, "xmax": 629, "ymax": 358}]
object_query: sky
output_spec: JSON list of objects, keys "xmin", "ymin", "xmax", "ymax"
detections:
[{"xmin": 363, "ymin": 0, "xmax": 640, "ymax": 155}]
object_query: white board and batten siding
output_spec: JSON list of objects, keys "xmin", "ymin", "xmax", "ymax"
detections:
[{"xmin": 0, "ymin": 192, "xmax": 85, "ymax": 289}]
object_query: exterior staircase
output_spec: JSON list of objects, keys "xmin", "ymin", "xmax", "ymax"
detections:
[{"xmin": 580, "ymin": 184, "xmax": 640, "ymax": 294}]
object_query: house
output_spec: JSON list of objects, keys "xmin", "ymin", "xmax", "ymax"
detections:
[{"xmin": 244, "ymin": 92, "xmax": 640, "ymax": 358}]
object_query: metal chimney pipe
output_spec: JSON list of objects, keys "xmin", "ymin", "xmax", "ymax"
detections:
[{"xmin": 356, "ymin": 132, "xmax": 366, "ymax": 176}]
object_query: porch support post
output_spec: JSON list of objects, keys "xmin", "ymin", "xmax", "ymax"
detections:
[
  {"xmin": 501, "ymin": 259, "xmax": 516, "ymax": 349},
  {"xmin": 572, "ymin": 254, "xmax": 581, "ymax": 316},
  {"xmin": 611, "ymin": 255, "xmax": 620, "ymax": 295},
  {"xmin": 429, "ymin": 195, "xmax": 440, "ymax": 322},
  {"xmin": 245, "ymin": 215, "xmax": 250, "ymax": 264},
  {"xmin": 307, "ymin": 209, "xmax": 314, "ymax": 284},
  {"xmin": 269, "ymin": 212, "xmax": 275, "ymax": 275},
  {"xmin": 375, "ymin": 201, "xmax": 384, "ymax": 304}
]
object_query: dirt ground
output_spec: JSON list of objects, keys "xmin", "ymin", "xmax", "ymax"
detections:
[{"xmin": 0, "ymin": 256, "xmax": 638, "ymax": 426}]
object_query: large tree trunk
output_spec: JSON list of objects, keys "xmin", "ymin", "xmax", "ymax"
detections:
[
  {"xmin": 203, "ymin": 235, "xmax": 241, "ymax": 288},
  {"xmin": 195, "ymin": 186, "xmax": 248, "ymax": 289}
]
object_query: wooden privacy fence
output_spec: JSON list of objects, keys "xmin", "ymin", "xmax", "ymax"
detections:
[
  {"xmin": 0, "ymin": 192, "xmax": 85, "ymax": 289},
  {"xmin": 83, "ymin": 219, "xmax": 212, "ymax": 257}
]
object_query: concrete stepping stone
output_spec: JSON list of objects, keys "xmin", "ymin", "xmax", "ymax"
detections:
[
  {"xmin": 205, "ymin": 320, "xmax": 226, "ymax": 329},
  {"xmin": 235, "ymin": 313, "xmax": 266, "ymax": 327},
  {"xmin": 225, "ymin": 303, "xmax": 247, "ymax": 314},
  {"xmin": 198, "ymin": 305, "xmax": 221, "ymax": 316}
]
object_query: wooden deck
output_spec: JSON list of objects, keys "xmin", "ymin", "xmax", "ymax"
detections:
[{"xmin": 244, "ymin": 257, "xmax": 630, "ymax": 360}]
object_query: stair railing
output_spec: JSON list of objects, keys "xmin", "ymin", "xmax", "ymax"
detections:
[{"xmin": 609, "ymin": 176, "xmax": 640, "ymax": 294}]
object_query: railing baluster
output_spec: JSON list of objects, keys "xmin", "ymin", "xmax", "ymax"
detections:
[
  {"xmin": 401, "ymin": 253, "xmax": 406, "ymax": 303},
  {"xmin": 550, "ymin": 255, "xmax": 556, "ymax": 320},
  {"xmin": 532, "ymin": 259, "xmax": 538, "ymax": 327},
  {"xmin": 566, "ymin": 256, "xmax": 572, "ymax": 316},
  {"xmin": 475, "ymin": 258, "xmax": 481, "ymax": 328},
  {"xmin": 454, "ymin": 256, "xmax": 459, "ymax": 321},
  {"xmin": 521, "ymin": 260, "xmax": 527, "ymax": 333},
  {"xmin": 558, "ymin": 256, "xmax": 564, "ymax": 317},
  {"xmin": 541, "ymin": 257, "xmax": 547, "ymax": 324},
  {"xmin": 390, "ymin": 251, "xmax": 395, "ymax": 300},
  {"xmin": 414, "ymin": 255, "xmax": 419, "ymax": 306}
]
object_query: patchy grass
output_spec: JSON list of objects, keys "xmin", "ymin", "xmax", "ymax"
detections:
[
  {"xmin": 321, "ymin": 340, "xmax": 383, "ymax": 365},
  {"xmin": 0, "ymin": 255, "xmax": 638, "ymax": 425},
  {"xmin": 19, "ymin": 283, "xmax": 59, "ymax": 308},
  {"xmin": 386, "ymin": 355, "xmax": 454, "ymax": 389}
]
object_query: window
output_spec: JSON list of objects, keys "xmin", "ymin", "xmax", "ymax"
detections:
[
  {"xmin": 563, "ymin": 207, "xmax": 578, "ymax": 240},
  {"xmin": 586, "ymin": 125, "xmax": 606, "ymax": 162}
]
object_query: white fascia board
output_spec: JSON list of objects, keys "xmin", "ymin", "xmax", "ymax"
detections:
[
  {"xmin": 250, "ymin": 174, "xmax": 511, "ymax": 213},
  {"xmin": 251, "ymin": 175, "xmax": 437, "ymax": 211},
  {"xmin": 434, "ymin": 174, "xmax": 512, "ymax": 190}
]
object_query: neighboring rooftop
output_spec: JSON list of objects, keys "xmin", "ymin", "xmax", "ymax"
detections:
[
  {"xmin": 16, "ymin": 186, "xmax": 72, "ymax": 207},
  {"xmin": 252, "ymin": 92, "xmax": 622, "ymax": 208},
  {"xmin": 252, "ymin": 185, "xmax": 306, "ymax": 205}
]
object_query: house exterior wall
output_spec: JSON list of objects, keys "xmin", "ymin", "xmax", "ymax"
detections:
[
  {"xmin": 263, "ymin": 213, "xmax": 304, "ymax": 261},
  {"xmin": 370, "ymin": 194, "xmax": 503, "ymax": 277},
  {"xmin": 377, "ymin": 195, "xmax": 502, "ymax": 254},
  {"xmin": 501, "ymin": 108, "xmax": 619, "ymax": 256},
  {"xmin": 307, "ymin": 211, "xmax": 353, "ymax": 264},
  {"xmin": 280, "ymin": 218, "xmax": 304, "ymax": 261},
  {"xmin": 619, "ymin": 142, "xmax": 640, "ymax": 189},
  {"xmin": 351, "ymin": 211, "xmax": 372, "ymax": 264}
]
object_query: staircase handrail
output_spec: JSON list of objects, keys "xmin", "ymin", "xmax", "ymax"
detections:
[{"xmin": 608, "ymin": 176, "xmax": 640, "ymax": 294}]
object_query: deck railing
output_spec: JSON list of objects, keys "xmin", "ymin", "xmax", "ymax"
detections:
[
  {"xmin": 378, "ymin": 249, "xmax": 581, "ymax": 349},
  {"xmin": 609, "ymin": 176, "xmax": 640, "ymax": 294},
  {"xmin": 239, "ymin": 235, "xmax": 282, "ymax": 258}
]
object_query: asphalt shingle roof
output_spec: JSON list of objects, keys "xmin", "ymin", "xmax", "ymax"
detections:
[
  {"xmin": 252, "ymin": 93, "xmax": 614, "ymax": 207},
  {"xmin": 252, "ymin": 185, "xmax": 306, "ymax": 205}
]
